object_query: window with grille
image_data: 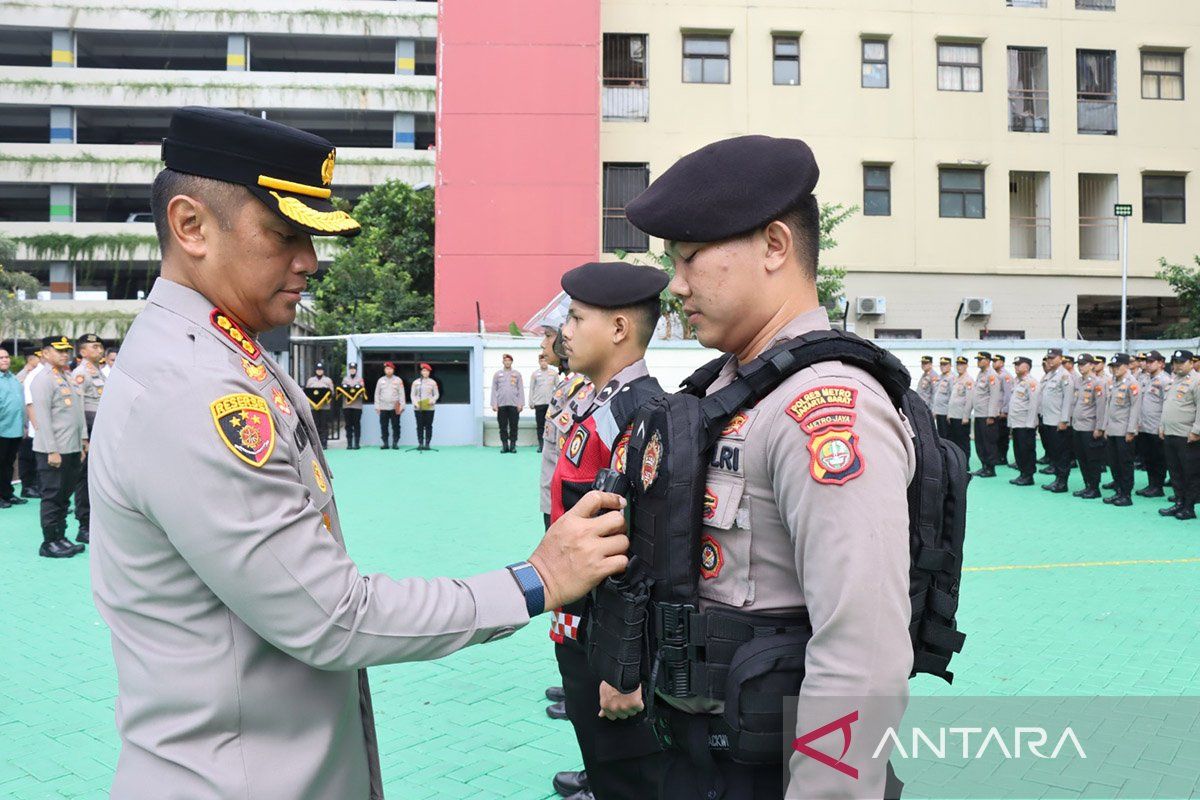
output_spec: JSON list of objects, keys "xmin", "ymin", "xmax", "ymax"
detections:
[
  {"xmin": 773, "ymin": 35, "xmax": 800, "ymax": 85},
  {"xmin": 1143, "ymin": 175, "xmax": 1186, "ymax": 224},
  {"xmin": 937, "ymin": 43, "xmax": 982, "ymax": 92},
  {"xmin": 863, "ymin": 165, "xmax": 891, "ymax": 216},
  {"xmin": 1077, "ymin": 49, "xmax": 1117, "ymax": 135},
  {"xmin": 603, "ymin": 34, "xmax": 649, "ymax": 120},
  {"xmin": 1142, "ymin": 51, "xmax": 1184, "ymax": 100},
  {"xmin": 862, "ymin": 39, "xmax": 889, "ymax": 88},
  {"xmin": 603, "ymin": 163, "xmax": 650, "ymax": 252},
  {"xmin": 940, "ymin": 168, "xmax": 985, "ymax": 219},
  {"xmin": 874, "ymin": 329, "xmax": 922, "ymax": 339},
  {"xmin": 1007, "ymin": 47, "xmax": 1049, "ymax": 132},
  {"xmin": 682, "ymin": 34, "xmax": 730, "ymax": 84}
]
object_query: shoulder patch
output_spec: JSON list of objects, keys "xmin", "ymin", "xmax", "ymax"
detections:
[
  {"xmin": 565, "ymin": 426, "xmax": 589, "ymax": 466},
  {"xmin": 210, "ymin": 310, "xmax": 261, "ymax": 360},
  {"xmin": 74, "ymin": 374, "xmax": 85, "ymax": 384},
  {"xmin": 271, "ymin": 387, "xmax": 292, "ymax": 416},
  {"xmin": 807, "ymin": 428, "xmax": 865, "ymax": 485},
  {"xmin": 641, "ymin": 431, "xmax": 663, "ymax": 491},
  {"xmin": 800, "ymin": 410, "xmax": 857, "ymax": 435},
  {"xmin": 612, "ymin": 429, "xmax": 631, "ymax": 473},
  {"xmin": 785, "ymin": 385, "xmax": 858, "ymax": 425},
  {"xmin": 721, "ymin": 411, "xmax": 750, "ymax": 437},
  {"xmin": 242, "ymin": 358, "xmax": 268, "ymax": 383},
  {"xmin": 211, "ymin": 393, "xmax": 275, "ymax": 467},
  {"xmin": 1130, "ymin": 383, "xmax": 1139, "ymax": 395}
]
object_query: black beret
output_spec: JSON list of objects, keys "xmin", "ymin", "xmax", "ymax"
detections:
[
  {"xmin": 42, "ymin": 335, "xmax": 72, "ymax": 351},
  {"xmin": 1173, "ymin": 350, "xmax": 1194, "ymax": 362},
  {"xmin": 561, "ymin": 262, "xmax": 669, "ymax": 308},
  {"xmin": 624, "ymin": 135, "xmax": 819, "ymax": 243},
  {"xmin": 78, "ymin": 333, "xmax": 103, "ymax": 346},
  {"xmin": 162, "ymin": 107, "xmax": 360, "ymax": 238},
  {"xmin": 1147, "ymin": 350, "xmax": 1165, "ymax": 362},
  {"xmin": 1014, "ymin": 357, "xmax": 1032, "ymax": 367},
  {"xmin": 1109, "ymin": 353, "xmax": 1131, "ymax": 366}
]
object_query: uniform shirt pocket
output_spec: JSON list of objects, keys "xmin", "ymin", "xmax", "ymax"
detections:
[{"xmin": 697, "ymin": 473, "xmax": 754, "ymax": 608}]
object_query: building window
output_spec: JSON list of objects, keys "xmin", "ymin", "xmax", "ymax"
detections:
[
  {"xmin": 937, "ymin": 43, "xmax": 982, "ymax": 92},
  {"xmin": 863, "ymin": 165, "xmax": 891, "ymax": 216},
  {"xmin": 772, "ymin": 35, "xmax": 800, "ymax": 85},
  {"xmin": 980, "ymin": 330, "xmax": 1026, "ymax": 339},
  {"xmin": 603, "ymin": 33, "xmax": 649, "ymax": 121},
  {"xmin": 939, "ymin": 168, "xmax": 985, "ymax": 219},
  {"xmin": 603, "ymin": 163, "xmax": 650, "ymax": 251},
  {"xmin": 682, "ymin": 34, "xmax": 730, "ymax": 84},
  {"xmin": 861, "ymin": 39, "xmax": 888, "ymax": 88},
  {"xmin": 1143, "ymin": 175, "xmax": 1186, "ymax": 224},
  {"xmin": 1077, "ymin": 50, "xmax": 1117, "ymax": 135},
  {"xmin": 874, "ymin": 329, "xmax": 922, "ymax": 339},
  {"xmin": 1076, "ymin": 0, "xmax": 1114, "ymax": 9},
  {"xmin": 1008, "ymin": 47, "xmax": 1049, "ymax": 133},
  {"xmin": 1142, "ymin": 51, "xmax": 1184, "ymax": 100},
  {"xmin": 1006, "ymin": 0, "xmax": 1046, "ymax": 6},
  {"xmin": 1079, "ymin": 173, "xmax": 1119, "ymax": 260}
]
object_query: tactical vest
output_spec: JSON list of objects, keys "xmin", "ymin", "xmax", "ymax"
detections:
[{"xmin": 587, "ymin": 329, "xmax": 969, "ymax": 763}]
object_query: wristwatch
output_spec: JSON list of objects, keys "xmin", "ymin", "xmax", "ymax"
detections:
[{"xmin": 506, "ymin": 561, "xmax": 546, "ymax": 618}]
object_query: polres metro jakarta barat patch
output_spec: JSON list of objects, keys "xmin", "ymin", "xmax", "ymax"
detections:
[{"xmin": 785, "ymin": 384, "xmax": 866, "ymax": 486}]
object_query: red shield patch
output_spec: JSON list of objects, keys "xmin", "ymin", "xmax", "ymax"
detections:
[
  {"xmin": 700, "ymin": 535, "xmax": 723, "ymax": 580},
  {"xmin": 641, "ymin": 431, "xmax": 663, "ymax": 492},
  {"xmin": 807, "ymin": 428, "xmax": 865, "ymax": 485},
  {"xmin": 211, "ymin": 393, "xmax": 275, "ymax": 467}
]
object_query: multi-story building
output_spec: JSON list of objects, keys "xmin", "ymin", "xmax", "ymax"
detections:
[
  {"xmin": 439, "ymin": 0, "xmax": 1198, "ymax": 340},
  {"xmin": 0, "ymin": 0, "xmax": 436, "ymax": 337}
]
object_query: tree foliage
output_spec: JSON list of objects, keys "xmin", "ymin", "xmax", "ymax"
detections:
[
  {"xmin": 1155, "ymin": 255, "xmax": 1200, "ymax": 338},
  {"xmin": 311, "ymin": 181, "xmax": 434, "ymax": 335}
]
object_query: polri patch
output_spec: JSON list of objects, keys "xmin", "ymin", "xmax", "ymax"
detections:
[
  {"xmin": 785, "ymin": 385, "xmax": 858, "ymax": 425},
  {"xmin": 242, "ymin": 358, "xmax": 268, "ymax": 383},
  {"xmin": 211, "ymin": 310, "xmax": 260, "ymax": 360},
  {"xmin": 807, "ymin": 427, "xmax": 865, "ymax": 486},
  {"xmin": 700, "ymin": 535, "xmax": 723, "ymax": 580},
  {"xmin": 211, "ymin": 393, "xmax": 275, "ymax": 467}
]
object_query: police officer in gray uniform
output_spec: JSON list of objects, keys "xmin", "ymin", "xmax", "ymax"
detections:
[
  {"xmin": 70, "ymin": 332, "xmax": 105, "ymax": 542},
  {"xmin": 305, "ymin": 361, "xmax": 335, "ymax": 448},
  {"xmin": 1135, "ymin": 351, "xmax": 1170, "ymax": 498},
  {"xmin": 1069, "ymin": 353, "xmax": 1107, "ymax": 500},
  {"xmin": 916, "ymin": 355, "xmax": 936, "ymax": 407},
  {"xmin": 992, "ymin": 354, "xmax": 1014, "ymax": 466},
  {"xmin": 1158, "ymin": 350, "xmax": 1200, "ymax": 520},
  {"xmin": 338, "ymin": 363, "xmax": 365, "ymax": 450},
  {"xmin": 968, "ymin": 351, "xmax": 1001, "ymax": 477},
  {"xmin": 1038, "ymin": 348, "xmax": 1074, "ymax": 492},
  {"xmin": 625, "ymin": 135, "xmax": 912, "ymax": 800},
  {"xmin": 1007, "ymin": 357, "xmax": 1040, "ymax": 485},
  {"xmin": 932, "ymin": 356, "xmax": 953, "ymax": 438},
  {"xmin": 1102, "ymin": 354, "xmax": 1141, "ymax": 506},
  {"xmin": 530, "ymin": 354, "xmax": 558, "ymax": 453},
  {"xmin": 947, "ymin": 355, "xmax": 973, "ymax": 459},
  {"xmin": 29, "ymin": 335, "xmax": 88, "ymax": 558},
  {"xmin": 88, "ymin": 107, "xmax": 632, "ymax": 800}
]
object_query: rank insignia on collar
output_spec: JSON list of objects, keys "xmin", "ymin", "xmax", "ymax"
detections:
[
  {"xmin": 211, "ymin": 393, "xmax": 275, "ymax": 467},
  {"xmin": 210, "ymin": 309, "xmax": 261, "ymax": 360},
  {"xmin": 272, "ymin": 387, "xmax": 292, "ymax": 416},
  {"xmin": 242, "ymin": 358, "xmax": 268, "ymax": 383},
  {"xmin": 641, "ymin": 431, "xmax": 663, "ymax": 492},
  {"xmin": 807, "ymin": 427, "xmax": 865, "ymax": 486}
]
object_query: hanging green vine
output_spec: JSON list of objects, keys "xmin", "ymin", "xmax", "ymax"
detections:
[
  {"xmin": 12, "ymin": 309, "xmax": 139, "ymax": 341},
  {"xmin": 14, "ymin": 233, "xmax": 159, "ymax": 263},
  {"xmin": 0, "ymin": 152, "xmax": 162, "ymax": 178},
  {"xmin": 2, "ymin": 2, "xmax": 434, "ymax": 30}
]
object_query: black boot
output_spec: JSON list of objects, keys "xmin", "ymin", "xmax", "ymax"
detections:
[
  {"xmin": 1136, "ymin": 486, "xmax": 1164, "ymax": 498},
  {"xmin": 1159, "ymin": 504, "xmax": 1182, "ymax": 517},
  {"xmin": 1010, "ymin": 476, "xmax": 1034, "ymax": 486},
  {"xmin": 1077, "ymin": 486, "xmax": 1102, "ymax": 499},
  {"xmin": 76, "ymin": 529, "xmax": 90, "ymax": 544},
  {"xmin": 39, "ymin": 539, "xmax": 78, "ymax": 558},
  {"xmin": 971, "ymin": 467, "xmax": 996, "ymax": 478},
  {"xmin": 1042, "ymin": 479, "xmax": 1068, "ymax": 493},
  {"xmin": 545, "ymin": 700, "xmax": 567, "ymax": 719},
  {"xmin": 553, "ymin": 770, "xmax": 588, "ymax": 797},
  {"xmin": 1038, "ymin": 466, "xmax": 1055, "ymax": 475},
  {"xmin": 1175, "ymin": 506, "xmax": 1197, "ymax": 520},
  {"xmin": 1102, "ymin": 480, "xmax": 1116, "ymax": 490},
  {"xmin": 1111, "ymin": 494, "xmax": 1133, "ymax": 507}
]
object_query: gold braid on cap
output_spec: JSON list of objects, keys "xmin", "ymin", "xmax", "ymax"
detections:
[{"xmin": 269, "ymin": 191, "xmax": 360, "ymax": 234}]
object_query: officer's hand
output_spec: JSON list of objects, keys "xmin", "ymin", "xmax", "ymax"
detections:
[
  {"xmin": 1189, "ymin": 433, "xmax": 1199, "ymax": 444},
  {"xmin": 598, "ymin": 681, "xmax": 644, "ymax": 721},
  {"xmin": 81, "ymin": 443, "xmax": 88, "ymax": 463},
  {"xmin": 1093, "ymin": 429, "xmax": 1103, "ymax": 440},
  {"xmin": 48, "ymin": 452, "xmax": 62, "ymax": 468},
  {"xmin": 1058, "ymin": 423, "xmax": 1069, "ymax": 431},
  {"xmin": 529, "ymin": 491, "xmax": 629, "ymax": 611},
  {"xmin": 987, "ymin": 417, "xmax": 995, "ymax": 425},
  {"xmin": 1160, "ymin": 430, "xmax": 1165, "ymax": 440},
  {"xmin": 1125, "ymin": 433, "xmax": 1136, "ymax": 443}
]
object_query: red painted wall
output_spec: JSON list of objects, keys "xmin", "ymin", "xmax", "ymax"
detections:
[{"xmin": 434, "ymin": 0, "xmax": 600, "ymax": 332}]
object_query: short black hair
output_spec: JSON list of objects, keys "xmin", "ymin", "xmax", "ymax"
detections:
[
  {"xmin": 774, "ymin": 194, "xmax": 820, "ymax": 282},
  {"xmin": 150, "ymin": 168, "xmax": 249, "ymax": 252},
  {"xmin": 614, "ymin": 297, "xmax": 662, "ymax": 348}
]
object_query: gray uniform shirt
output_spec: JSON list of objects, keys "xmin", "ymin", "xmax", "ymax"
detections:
[
  {"xmin": 529, "ymin": 367, "xmax": 557, "ymax": 407},
  {"xmin": 539, "ymin": 373, "xmax": 590, "ymax": 515},
  {"xmin": 71, "ymin": 359, "xmax": 106, "ymax": 415},
  {"xmin": 1007, "ymin": 374, "xmax": 1040, "ymax": 429},
  {"xmin": 1161, "ymin": 371, "xmax": 1200, "ymax": 437},
  {"xmin": 663, "ymin": 307, "xmax": 914, "ymax": 799},
  {"xmin": 997, "ymin": 368, "xmax": 1015, "ymax": 414},
  {"xmin": 29, "ymin": 366, "xmax": 87, "ymax": 454},
  {"xmin": 1038, "ymin": 366, "xmax": 1073, "ymax": 425},
  {"xmin": 1104, "ymin": 373, "xmax": 1142, "ymax": 437},
  {"xmin": 916, "ymin": 368, "xmax": 936, "ymax": 407},
  {"xmin": 1138, "ymin": 371, "xmax": 1172, "ymax": 433},
  {"xmin": 339, "ymin": 375, "xmax": 366, "ymax": 410},
  {"xmin": 931, "ymin": 369, "xmax": 952, "ymax": 415},
  {"xmin": 948, "ymin": 371, "xmax": 974, "ymax": 421},
  {"xmin": 410, "ymin": 377, "xmax": 439, "ymax": 409},
  {"xmin": 1070, "ymin": 374, "xmax": 1107, "ymax": 432},
  {"xmin": 90, "ymin": 278, "xmax": 528, "ymax": 800},
  {"xmin": 970, "ymin": 366, "xmax": 1002, "ymax": 418},
  {"xmin": 491, "ymin": 368, "xmax": 524, "ymax": 408},
  {"xmin": 374, "ymin": 375, "xmax": 405, "ymax": 410}
]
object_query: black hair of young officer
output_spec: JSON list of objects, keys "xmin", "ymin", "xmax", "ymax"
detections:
[
  {"xmin": 617, "ymin": 297, "xmax": 664, "ymax": 348},
  {"xmin": 151, "ymin": 168, "xmax": 249, "ymax": 252},
  {"xmin": 774, "ymin": 194, "xmax": 821, "ymax": 282}
]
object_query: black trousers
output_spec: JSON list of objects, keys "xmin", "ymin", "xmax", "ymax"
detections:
[
  {"xmin": 1037, "ymin": 420, "xmax": 1051, "ymax": 462},
  {"xmin": 378, "ymin": 409, "xmax": 400, "ymax": 446},
  {"xmin": 73, "ymin": 412, "xmax": 95, "ymax": 532},
  {"xmin": 1138, "ymin": 431, "xmax": 1166, "ymax": 488},
  {"xmin": 1039, "ymin": 424, "xmax": 1072, "ymax": 480},
  {"xmin": 36, "ymin": 451, "xmax": 81, "ymax": 543},
  {"xmin": 1163, "ymin": 436, "xmax": 1200, "ymax": 510},
  {"xmin": 1012, "ymin": 427, "xmax": 1037, "ymax": 477},
  {"xmin": 534, "ymin": 404, "xmax": 549, "ymax": 448},
  {"xmin": 1073, "ymin": 429, "xmax": 1107, "ymax": 489},
  {"xmin": 342, "ymin": 408, "xmax": 361, "ymax": 448},
  {"xmin": 934, "ymin": 414, "xmax": 949, "ymax": 439},
  {"xmin": 973, "ymin": 418, "xmax": 997, "ymax": 469},
  {"xmin": 0, "ymin": 436, "xmax": 19, "ymax": 501},
  {"xmin": 995, "ymin": 416, "xmax": 1010, "ymax": 462},
  {"xmin": 497, "ymin": 405, "xmax": 520, "ymax": 447},
  {"xmin": 414, "ymin": 409, "xmax": 434, "ymax": 446},
  {"xmin": 1107, "ymin": 436, "xmax": 1135, "ymax": 496},
  {"xmin": 313, "ymin": 409, "xmax": 330, "ymax": 448},
  {"xmin": 555, "ymin": 642, "xmax": 664, "ymax": 800},
  {"xmin": 17, "ymin": 436, "xmax": 38, "ymax": 493},
  {"xmin": 947, "ymin": 419, "xmax": 971, "ymax": 464}
]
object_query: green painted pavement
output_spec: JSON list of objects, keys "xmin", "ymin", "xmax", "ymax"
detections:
[{"xmin": 1, "ymin": 447, "xmax": 1198, "ymax": 799}]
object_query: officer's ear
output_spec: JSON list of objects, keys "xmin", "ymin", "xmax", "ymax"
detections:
[
  {"xmin": 609, "ymin": 309, "xmax": 632, "ymax": 346},
  {"xmin": 761, "ymin": 220, "xmax": 794, "ymax": 275},
  {"xmin": 166, "ymin": 194, "xmax": 210, "ymax": 259}
]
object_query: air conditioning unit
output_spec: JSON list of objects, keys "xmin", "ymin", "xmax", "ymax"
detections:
[
  {"xmin": 963, "ymin": 297, "xmax": 993, "ymax": 317},
  {"xmin": 856, "ymin": 296, "xmax": 887, "ymax": 316}
]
